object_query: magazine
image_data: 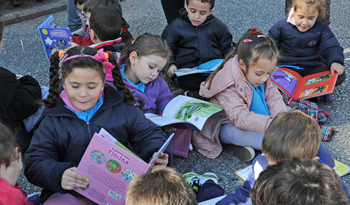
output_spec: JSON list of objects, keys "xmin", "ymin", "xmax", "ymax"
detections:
[
  {"xmin": 38, "ymin": 15, "xmax": 72, "ymax": 64},
  {"xmin": 145, "ymin": 95, "xmax": 223, "ymax": 130},
  {"xmin": 75, "ymin": 128, "xmax": 174, "ymax": 205},
  {"xmin": 270, "ymin": 67, "xmax": 338, "ymax": 99},
  {"xmin": 334, "ymin": 159, "xmax": 350, "ymax": 177},
  {"xmin": 175, "ymin": 61, "xmax": 222, "ymax": 77}
]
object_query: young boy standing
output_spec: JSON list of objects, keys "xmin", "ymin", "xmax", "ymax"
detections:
[
  {"xmin": 216, "ymin": 110, "xmax": 350, "ymax": 205},
  {"xmin": 161, "ymin": 0, "xmax": 233, "ymax": 93}
]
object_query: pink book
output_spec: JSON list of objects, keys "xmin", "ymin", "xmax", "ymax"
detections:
[{"xmin": 75, "ymin": 129, "xmax": 173, "ymax": 205}]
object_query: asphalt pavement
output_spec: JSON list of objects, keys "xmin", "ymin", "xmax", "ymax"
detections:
[{"xmin": 0, "ymin": 0, "xmax": 350, "ymax": 198}]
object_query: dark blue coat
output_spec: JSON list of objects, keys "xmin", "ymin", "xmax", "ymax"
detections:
[
  {"xmin": 24, "ymin": 85, "xmax": 172, "ymax": 203},
  {"xmin": 161, "ymin": 8, "xmax": 233, "ymax": 69},
  {"xmin": 268, "ymin": 18, "xmax": 344, "ymax": 68}
]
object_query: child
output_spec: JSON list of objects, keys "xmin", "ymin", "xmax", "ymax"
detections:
[
  {"xmin": 126, "ymin": 167, "xmax": 197, "ymax": 205},
  {"xmin": 71, "ymin": 0, "xmax": 94, "ymax": 46},
  {"xmin": 161, "ymin": 0, "xmax": 233, "ymax": 93},
  {"xmin": 119, "ymin": 33, "xmax": 192, "ymax": 157},
  {"xmin": 251, "ymin": 158, "xmax": 349, "ymax": 205},
  {"xmin": 268, "ymin": 0, "xmax": 345, "ymax": 87},
  {"xmin": 24, "ymin": 46, "xmax": 172, "ymax": 204},
  {"xmin": 216, "ymin": 110, "xmax": 350, "ymax": 205},
  {"xmin": 192, "ymin": 28, "xmax": 287, "ymax": 161},
  {"xmin": 0, "ymin": 122, "xmax": 32, "ymax": 205},
  {"xmin": 0, "ymin": 19, "xmax": 42, "ymax": 154}
]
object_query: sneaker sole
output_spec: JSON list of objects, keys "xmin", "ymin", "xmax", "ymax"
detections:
[{"xmin": 227, "ymin": 145, "xmax": 255, "ymax": 162}]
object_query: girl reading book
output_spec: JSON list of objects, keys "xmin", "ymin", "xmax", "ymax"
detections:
[
  {"xmin": 192, "ymin": 28, "xmax": 287, "ymax": 161},
  {"xmin": 119, "ymin": 33, "xmax": 192, "ymax": 157},
  {"xmin": 24, "ymin": 46, "xmax": 172, "ymax": 204}
]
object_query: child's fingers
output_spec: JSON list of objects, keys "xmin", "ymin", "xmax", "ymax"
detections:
[
  {"xmin": 156, "ymin": 153, "xmax": 169, "ymax": 166},
  {"xmin": 61, "ymin": 167, "xmax": 87, "ymax": 190}
]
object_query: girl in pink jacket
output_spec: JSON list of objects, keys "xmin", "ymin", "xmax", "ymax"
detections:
[{"xmin": 192, "ymin": 28, "xmax": 287, "ymax": 161}]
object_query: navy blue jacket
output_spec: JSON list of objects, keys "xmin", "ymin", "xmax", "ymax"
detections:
[
  {"xmin": 216, "ymin": 143, "xmax": 350, "ymax": 205},
  {"xmin": 161, "ymin": 8, "xmax": 233, "ymax": 69},
  {"xmin": 268, "ymin": 18, "xmax": 344, "ymax": 68},
  {"xmin": 24, "ymin": 85, "xmax": 172, "ymax": 203}
]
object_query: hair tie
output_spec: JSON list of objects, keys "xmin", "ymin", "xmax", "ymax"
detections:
[
  {"xmin": 131, "ymin": 40, "xmax": 135, "ymax": 44},
  {"xmin": 59, "ymin": 49, "xmax": 115, "ymax": 73},
  {"xmin": 257, "ymin": 35, "xmax": 266, "ymax": 38},
  {"xmin": 243, "ymin": 39, "xmax": 253, "ymax": 43},
  {"xmin": 251, "ymin": 27, "xmax": 262, "ymax": 35}
]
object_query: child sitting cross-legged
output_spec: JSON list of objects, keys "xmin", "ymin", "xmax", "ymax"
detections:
[
  {"xmin": 216, "ymin": 110, "xmax": 350, "ymax": 205},
  {"xmin": 251, "ymin": 158, "xmax": 349, "ymax": 205}
]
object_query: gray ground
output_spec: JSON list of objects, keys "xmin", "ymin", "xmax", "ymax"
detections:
[{"xmin": 0, "ymin": 0, "xmax": 349, "ymax": 198}]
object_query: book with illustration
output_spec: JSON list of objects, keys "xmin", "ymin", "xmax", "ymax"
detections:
[
  {"xmin": 75, "ymin": 128, "xmax": 174, "ymax": 205},
  {"xmin": 145, "ymin": 95, "xmax": 223, "ymax": 130},
  {"xmin": 38, "ymin": 15, "xmax": 72, "ymax": 64},
  {"xmin": 334, "ymin": 159, "xmax": 350, "ymax": 177},
  {"xmin": 270, "ymin": 67, "xmax": 338, "ymax": 99},
  {"xmin": 175, "ymin": 61, "xmax": 222, "ymax": 77}
]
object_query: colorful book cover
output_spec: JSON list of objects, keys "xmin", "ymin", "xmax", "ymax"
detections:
[
  {"xmin": 270, "ymin": 67, "xmax": 338, "ymax": 99},
  {"xmin": 334, "ymin": 159, "xmax": 350, "ymax": 177},
  {"xmin": 38, "ymin": 15, "xmax": 72, "ymax": 64},
  {"xmin": 75, "ymin": 130, "xmax": 174, "ymax": 205}
]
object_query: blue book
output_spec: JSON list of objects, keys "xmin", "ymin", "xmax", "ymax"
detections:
[{"xmin": 38, "ymin": 15, "xmax": 72, "ymax": 64}]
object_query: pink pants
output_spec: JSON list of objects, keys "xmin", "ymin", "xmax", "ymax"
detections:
[
  {"xmin": 168, "ymin": 128, "xmax": 191, "ymax": 157},
  {"xmin": 44, "ymin": 193, "xmax": 95, "ymax": 205}
]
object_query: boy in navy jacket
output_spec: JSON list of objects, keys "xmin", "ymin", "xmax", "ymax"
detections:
[{"xmin": 216, "ymin": 110, "xmax": 350, "ymax": 205}]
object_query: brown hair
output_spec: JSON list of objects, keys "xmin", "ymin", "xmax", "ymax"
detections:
[
  {"xmin": 186, "ymin": 0, "xmax": 215, "ymax": 10},
  {"xmin": 0, "ymin": 19, "xmax": 4, "ymax": 43},
  {"xmin": 90, "ymin": 7, "xmax": 122, "ymax": 42},
  {"xmin": 251, "ymin": 158, "xmax": 349, "ymax": 205},
  {"xmin": 84, "ymin": 0, "xmax": 121, "ymax": 14},
  {"xmin": 121, "ymin": 33, "xmax": 171, "ymax": 71},
  {"xmin": 262, "ymin": 110, "xmax": 321, "ymax": 162},
  {"xmin": 292, "ymin": 0, "xmax": 329, "ymax": 25},
  {"xmin": 126, "ymin": 167, "xmax": 197, "ymax": 205},
  {"xmin": 206, "ymin": 28, "xmax": 278, "ymax": 88},
  {"xmin": 0, "ymin": 122, "xmax": 20, "ymax": 167},
  {"xmin": 44, "ymin": 46, "xmax": 140, "ymax": 109}
]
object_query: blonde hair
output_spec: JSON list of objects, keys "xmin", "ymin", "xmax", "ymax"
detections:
[
  {"xmin": 126, "ymin": 168, "xmax": 197, "ymax": 205},
  {"xmin": 293, "ymin": 0, "xmax": 329, "ymax": 24}
]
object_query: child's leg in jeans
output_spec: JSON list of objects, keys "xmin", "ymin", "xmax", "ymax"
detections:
[
  {"xmin": 219, "ymin": 123, "xmax": 264, "ymax": 150},
  {"xmin": 67, "ymin": 0, "xmax": 82, "ymax": 32},
  {"xmin": 44, "ymin": 193, "xmax": 95, "ymax": 205}
]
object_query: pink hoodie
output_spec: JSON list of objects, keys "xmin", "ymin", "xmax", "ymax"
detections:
[{"xmin": 192, "ymin": 55, "xmax": 287, "ymax": 158}]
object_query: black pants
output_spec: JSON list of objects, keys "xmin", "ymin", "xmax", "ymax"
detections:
[
  {"xmin": 160, "ymin": 0, "xmax": 185, "ymax": 24},
  {"xmin": 175, "ymin": 74, "xmax": 209, "ymax": 91},
  {"xmin": 290, "ymin": 65, "xmax": 346, "ymax": 86},
  {"xmin": 197, "ymin": 180, "xmax": 225, "ymax": 203}
]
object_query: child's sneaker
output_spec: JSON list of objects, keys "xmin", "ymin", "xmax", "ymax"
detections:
[
  {"xmin": 202, "ymin": 172, "xmax": 218, "ymax": 184},
  {"xmin": 227, "ymin": 144, "xmax": 255, "ymax": 162},
  {"xmin": 324, "ymin": 93, "xmax": 333, "ymax": 102},
  {"xmin": 27, "ymin": 192, "xmax": 41, "ymax": 205},
  {"xmin": 183, "ymin": 172, "xmax": 202, "ymax": 192}
]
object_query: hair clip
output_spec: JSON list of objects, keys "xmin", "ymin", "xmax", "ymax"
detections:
[
  {"xmin": 243, "ymin": 39, "xmax": 253, "ymax": 43},
  {"xmin": 131, "ymin": 40, "xmax": 135, "ymax": 44},
  {"xmin": 251, "ymin": 27, "xmax": 262, "ymax": 35},
  {"xmin": 257, "ymin": 35, "xmax": 266, "ymax": 38}
]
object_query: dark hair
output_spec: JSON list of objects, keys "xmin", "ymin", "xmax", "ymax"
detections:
[
  {"xmin": 89, "ymin": 7, "xmax": 122, "ymax": 42},
  {"xmin": 126, "ymin": 168, "xmax": 197, "ymax": 205},
  {"xmin": 44, "ymin": 46, "xmax": 138, "ymax": 109},
  {"xmin": 206, "ymin": 28, "xmax": 278, "ymax": 88},
  {"xmin": 186, "ymin": 0, "xmax": 215, "ymax": 10},
  {"xmin": 74, "ymin": 0, "xmax": 86, "ymax": 6},
  {"xmin": 292, "ymin": 0, "xmax": 329, "ymax": 25},
  {"xmin": 121, "ymin": 33, "xmax": 171, "ymax": 71},
  {"xmin": 0, "ymin": 19, "xmax": 4, "ymax": 43},
  {"xmin": 262, "ymin": 110, "xmax": 321, "ymax": 163},
  {"xmin": 84, "ymin": 0, "xmax": 121, "ymax": 14},
  {"xmin": 0, "ymin": 122, "xmax": 20, "ymax": 167},
  {"xmin": 251, "ymin": 158, "xmax": 349, "ymax": 205}
]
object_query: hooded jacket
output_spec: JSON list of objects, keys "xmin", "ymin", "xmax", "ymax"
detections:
[
  {"xmin": 161, "ymin": 8, "xmax": 233, "ymax": 69},
  {"xmin": 24, "ymin": 85, "xmax": 172, "ymax": 203},
  {"xmin": 192, "ymin": 56, "xmax": 287, "ymax": 158}
]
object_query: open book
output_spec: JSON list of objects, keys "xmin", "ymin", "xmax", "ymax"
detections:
[
  {"xmin": 174, "ymin": 60, "xmax": 223, "ymax": 77},
  {"xmin": 38, "ymin": 15, "xmax": 72, "ymax": 64},
  {"xmin": 145, "ymin": 95, "xmax": 223, "ymax": 130},
  {"xmin": 334, "ymin": 159, "xmax": 350, "ymax": 177},
  {"xmin": 75, "ymin": 128, "xmax": 173, "ymax": 205},
  {"xmin": 270, "ymin": 67, "xmax": 338, "ymax": 99}
]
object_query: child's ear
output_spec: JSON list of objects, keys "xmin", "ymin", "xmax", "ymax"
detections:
[
  {"xmin": 208, "ymin": 8, "xmax": 214, "ymax": 16},
  {"xmin": 129, "ymin": 51, "xmax": 138, "ymax": 65},
  {"xmin": 311, "ymin": 156, "xmax": 320, "ymax": 162},
  {"xmin": 89, "ymin": 29, "xmax": 97, "ymax": 41},
  {"xmin": 238, "ymin": 59, "xmax": 247, "ymax": 73}
]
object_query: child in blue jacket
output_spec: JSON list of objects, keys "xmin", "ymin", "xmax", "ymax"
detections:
[
  {"xmin": 24, "ymin": 46, "xmax": 172, "ymax": 204},
  {"xmin": 216, "ymin": 110, "xmax": 349, "ymax": 205}
]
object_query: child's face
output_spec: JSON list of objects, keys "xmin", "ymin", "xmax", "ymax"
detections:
[
  {"xmin": 76, "ymin": 3, "xmax": 88, "ymax": 24},
  {"xmin": 85, "ymin": 11, "xmax": 91, "ymax": 26},
  {"xmin": 239, "ymin": 57, "xmax": 277, "ymax": 88},
  {"xmin": 129, "ymin": 53, "xmax": 167, "ymax": 84},
  {"xmin": 294, "ymin": 2, "xmax": 318, "ymax": 32},
  {"xmin": 63, "ymin": 68, "xmax": 104, "ymax": 111},
  {"xmin": 185, "ymin": 0, "xmax": 213, "ymax": 27}
]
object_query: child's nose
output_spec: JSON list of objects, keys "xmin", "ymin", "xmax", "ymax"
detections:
[
  {"xmin": 194, "ymin": 12, "xmax": 200, "ymax": 19},
  {"xmin": 79, "ymin": 88, "xmax": 88, "ymax": 97}
]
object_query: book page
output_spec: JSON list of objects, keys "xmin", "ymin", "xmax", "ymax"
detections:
[
  {"xmin": 162, "ymin": 95, "xmax": 223, "ymax": 130},
  {"xmin": 175, "ymin": 61, "xmax": 221, "ymax": 77},
  {"xmin": 270, "ymin": 69, "xmax": 299, "ymax": 97},
  {"xmin": 236, "ymin": 165, "xmax": 253, "ymax": 181},
  {"xmin": 334, "ymin": 159, "xmax": 350, "ymax": 177},
  {"xmin": 144, "ymin": 113, "xmax": 186, "ymax": 127}
]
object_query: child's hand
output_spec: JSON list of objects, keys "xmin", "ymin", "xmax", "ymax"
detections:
[
  {"xmin": 61, "ymin": 167, "xmax": 87, "ymax": 190},
  {"xmin": 330, "ymin": 62, "xmax": 344, "ymax": 75},
  {"xmin": 16, "ymin": 74, "xmax": 23, "ymax": 79},
  {"xmin": 151, "ymin": 153, "xmax": 169, "ymax": 171},
  {"xmin": 68, "ymin": 41, "xmax": 79, "ymax": 49},
  {"xmin": 162, "ymin": 125, "xmax": 176, "ymax": 133},
  {"xmin": 0, "ymin": 147, "xmax": 23, "ymax": 186},
  {"xmin": 167, "ymin": 64, "xmax": 177, "ymax": 77}
]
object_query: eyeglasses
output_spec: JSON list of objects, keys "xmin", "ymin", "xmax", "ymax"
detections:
[{"xmin": 75, "ymin": 9, "xmax": 89, "ymax": 19}]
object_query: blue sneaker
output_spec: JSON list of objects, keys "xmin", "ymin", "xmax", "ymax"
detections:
[{"xmin": 27, "ymin": 192, "xmax": 41, "ymax": 205}]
